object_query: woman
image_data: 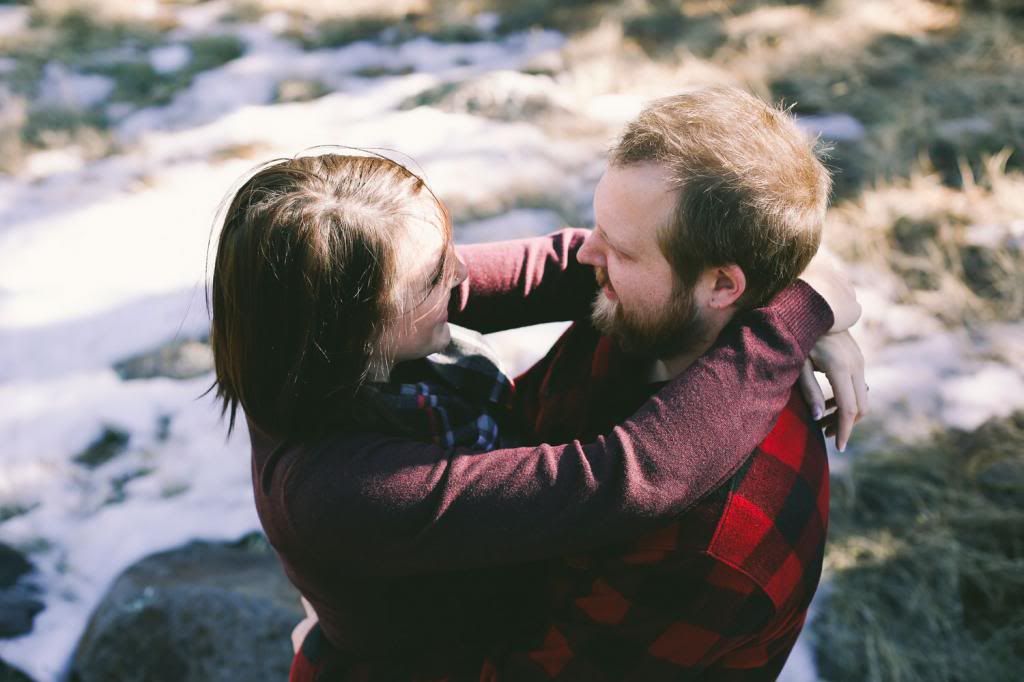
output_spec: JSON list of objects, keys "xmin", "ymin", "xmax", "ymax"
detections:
[{"xmin": 210, "ymin": 152, "xmax": 859, "ymax": 680}]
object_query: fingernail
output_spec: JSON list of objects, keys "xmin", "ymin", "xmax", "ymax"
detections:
[
  {"xmin": 838, "ymin": 441, "xmax": 846, "ymax": 453},
  {"xmin": 813, "ymin": 407, "xmax": 823, "ymax": 421}
]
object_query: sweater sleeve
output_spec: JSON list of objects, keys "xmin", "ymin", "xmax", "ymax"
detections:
[
  {"xmin": 448, "ymin": 229, "xmax": 597, "ymax": 333},
  {"xmin": 286, "ymin": 280, "xmax": 834, "ymax": 575}
]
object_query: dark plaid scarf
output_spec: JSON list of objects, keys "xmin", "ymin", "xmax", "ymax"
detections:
[{"xmin": 363, "ymin": 325, "xmax": 515, "ymax": 451}]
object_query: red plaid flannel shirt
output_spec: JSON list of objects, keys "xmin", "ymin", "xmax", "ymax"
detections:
[{"xmin": 500, "ymin": 323, "xmax": 829, "ymax": 680}]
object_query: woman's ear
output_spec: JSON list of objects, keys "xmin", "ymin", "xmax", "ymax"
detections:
[{"xmin": 706, "ymin": 264, "xmax": 746, "ymax": 309}]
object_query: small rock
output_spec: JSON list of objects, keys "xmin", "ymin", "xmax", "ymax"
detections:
[
  {"xmin": 113, "ymin": 338, "xmax": 213, "ymax": 381},
  {"xmin": 71, "ymin": 535, "xmax": 303, "ymax": 682}
]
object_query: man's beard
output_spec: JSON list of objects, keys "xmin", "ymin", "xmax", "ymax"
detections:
[{"xmin": 591, "ymin": 267, "xmax": 711, "ymax": 358}]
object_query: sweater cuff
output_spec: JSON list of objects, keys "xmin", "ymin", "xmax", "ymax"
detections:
[{"xmin": 769, "ymin": 279, "xmax": 835, "ymax": 355}]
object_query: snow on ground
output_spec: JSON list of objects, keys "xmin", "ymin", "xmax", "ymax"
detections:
[
  {"xmin": 0, "ymin": 22, "xmax": 595, "ymax": 681},
  {"xmin": 1, "ymin": 9, "xmax": 1022, "ymax": 682}
]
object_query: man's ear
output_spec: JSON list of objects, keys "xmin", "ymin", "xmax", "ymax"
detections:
[{"xmin": 707, "ymin": 264, "xmax": 746, "ymax": 309}]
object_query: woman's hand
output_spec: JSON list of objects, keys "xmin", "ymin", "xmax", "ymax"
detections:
[
  {"xmin": 799, "ymin": 252, "xmax": 861, "ymax": 332},
  {"xmin": 798, "ymin": 330, "xmax": 868, "ymax": 452},
  {"xmin": 291, "ymin": 596, "xmax": 319, "ymax": 655}
]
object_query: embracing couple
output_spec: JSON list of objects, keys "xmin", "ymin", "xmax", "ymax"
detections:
[{"xmin": 210, "ymin": 86, "xmax": 867, "ymax": 681}]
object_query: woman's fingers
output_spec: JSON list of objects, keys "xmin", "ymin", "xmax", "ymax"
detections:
[
  {"xmin": 808, "ymin": 330, "xmax": 867, "ymax": 452},
  {"xmin": 799, "ymin": 360, "xmax": 826, "ymax": 420},
  {"xmin": 825, "ymin": 367, "xmax": 857, "ymax": 452},
  {"xmin": 852, "ymin": 344, "xmax": 869, "ymax": 424},
  {"xmin": 291, "ymin": 616, "xmax": 317, "ymax": 654}
]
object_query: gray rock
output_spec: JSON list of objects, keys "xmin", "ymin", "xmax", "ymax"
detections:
[
  {"xmin": 112, "ymin": 338, "xmax": 213, "ymax": 381},
  {"xmin": 70, "ymin": 535, "xmax": 303, "ymax": 682},
  {"xmin": 0, "ymin": 544, "xmax": 43, "ymax": 639}
]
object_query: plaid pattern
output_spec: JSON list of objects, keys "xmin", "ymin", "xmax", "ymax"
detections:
[
  {"xmin": 501, "ymin": 322, "xmax": 829, "ymax": 680},
  {"xmin": 364, "ymin": 325, "xmax": 514, "ymax": 451}
]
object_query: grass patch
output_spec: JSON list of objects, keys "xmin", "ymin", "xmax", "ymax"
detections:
[
  {"xmin": 825, "ymin": 154, "xmax": 1024, "ymax": 326},
  {"xmin": 0, "ymin": 502, "xmax": 39, "ymax": 524},
  {"xmin": 351, "ymin": 65, "xmax": 415, "ymax": 79},
  {"xmin": 103, "ymin": 467, "xmax": 155, "ymax": 507},
  {"xmin": 73, "ymin": 426, "xmax": 130, "ymax": 469},
  {"xmin": 760, "ymin": 5, "xmax": 1024, "ymax": 195},
  {"xmin": 0, "ymin": 7, "xmax": 243, "ymax": 171},
  {"xmin": 272, "ymin": 78, "xmax": 330, "ymax": 103},
  {"xmin": 816, "ymin": 410, "xmax": 1024, "ymax": 681},
  {"xmin": 484, "ymin": 0, "xmax": 613, "ymax": 36},
  {"xmin": 623, "ymin": 2, "xmax": 727, "ymax": 58},
  {"xmin": 288, "ymin": 15, "xmax": 402, "ymax": 50},
  {"xmin": 18, "ymin": 104, "xmax": 115, "ymax": 163},
  {"xmin": 87, "ymin": 34, "xmax": 245, "ymax": 108}
]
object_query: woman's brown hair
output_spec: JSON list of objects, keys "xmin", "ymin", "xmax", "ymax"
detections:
[{"xmin": 209, "ymin": 153, "xmax": 448, "ymax": 438}]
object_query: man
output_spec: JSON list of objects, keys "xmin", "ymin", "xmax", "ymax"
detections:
[
  {"xmin": 285, "ymin": 86, "xmax": 865, "ymax": 680},
  {"xmin": 492, "ymin": 86, "xmax": 863, "ymax": 679}
]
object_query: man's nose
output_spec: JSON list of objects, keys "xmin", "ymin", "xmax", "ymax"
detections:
[{"xmin": 577, "ymin": 232, "xmax": 605, "ymax": 267}]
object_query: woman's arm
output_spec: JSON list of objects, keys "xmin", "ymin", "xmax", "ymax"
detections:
[
  {"xmin": 280, "ymin": 280, "xmax": 833, "ymax": 574},
  {"xmin": 448, "ymin": 229, "xmax": 596, "ymax": 333}
]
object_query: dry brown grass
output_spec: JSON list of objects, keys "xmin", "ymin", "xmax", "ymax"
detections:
[
  {"xmin": 817, "ymin": 410, "xmax": 1024, "ymax": 681},
  {"xmin": 825, "ymin": 154, "xmax": 1024, "ymax": 326}
]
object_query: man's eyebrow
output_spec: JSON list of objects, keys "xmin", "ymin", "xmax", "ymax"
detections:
[{"xmin": 596, "ymin": 224, "xmax": 629, "ymax": 254}]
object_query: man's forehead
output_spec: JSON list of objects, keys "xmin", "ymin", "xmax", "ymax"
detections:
[{"xmin": 594, "ymin": 163, "xmax": 676, "ymax": 250}]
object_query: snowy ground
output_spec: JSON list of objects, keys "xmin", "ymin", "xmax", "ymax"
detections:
[{"xmin": 1, "ymin": 4, "xmax": 1022, "ymax": 681}]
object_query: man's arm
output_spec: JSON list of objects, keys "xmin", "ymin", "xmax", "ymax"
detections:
[
  {"xmin": 449, "ymin": 229, "xmax": 597, "ymax": 333},
  {"xmin": 281, "ymin": 282, "xmax": 834, "ymax": 574}
]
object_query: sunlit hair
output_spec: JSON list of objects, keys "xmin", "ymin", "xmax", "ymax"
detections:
[
  {"xmin": 209, "ymin": 152, "xmax": 451, "ymax": 438},
  {"xmin": 610, "ymin": 86, "xmax": 832, "ymax": 308}
]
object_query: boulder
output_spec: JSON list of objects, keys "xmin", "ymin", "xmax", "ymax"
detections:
[{"xmin": 69, "ymin": 535, "xmax": 303, "ymax": 682}]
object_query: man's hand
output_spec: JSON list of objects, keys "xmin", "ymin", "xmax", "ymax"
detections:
[
  {"xmin": 798, "ymin": 330, "xmax": 868, "ymax": 452},
  {"xmin": 799, "ymin": 252, "xmax": 860, "ymax": 332}
]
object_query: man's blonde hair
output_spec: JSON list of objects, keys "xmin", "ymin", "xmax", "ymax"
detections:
[{"xmin": 611, "ymin": 86, "xmax": 831, "ymax": 307}]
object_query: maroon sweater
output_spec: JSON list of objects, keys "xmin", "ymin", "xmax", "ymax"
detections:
[{"xmin": 249, "ymin": 229, "xmax": 833, "ymax": 670}]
